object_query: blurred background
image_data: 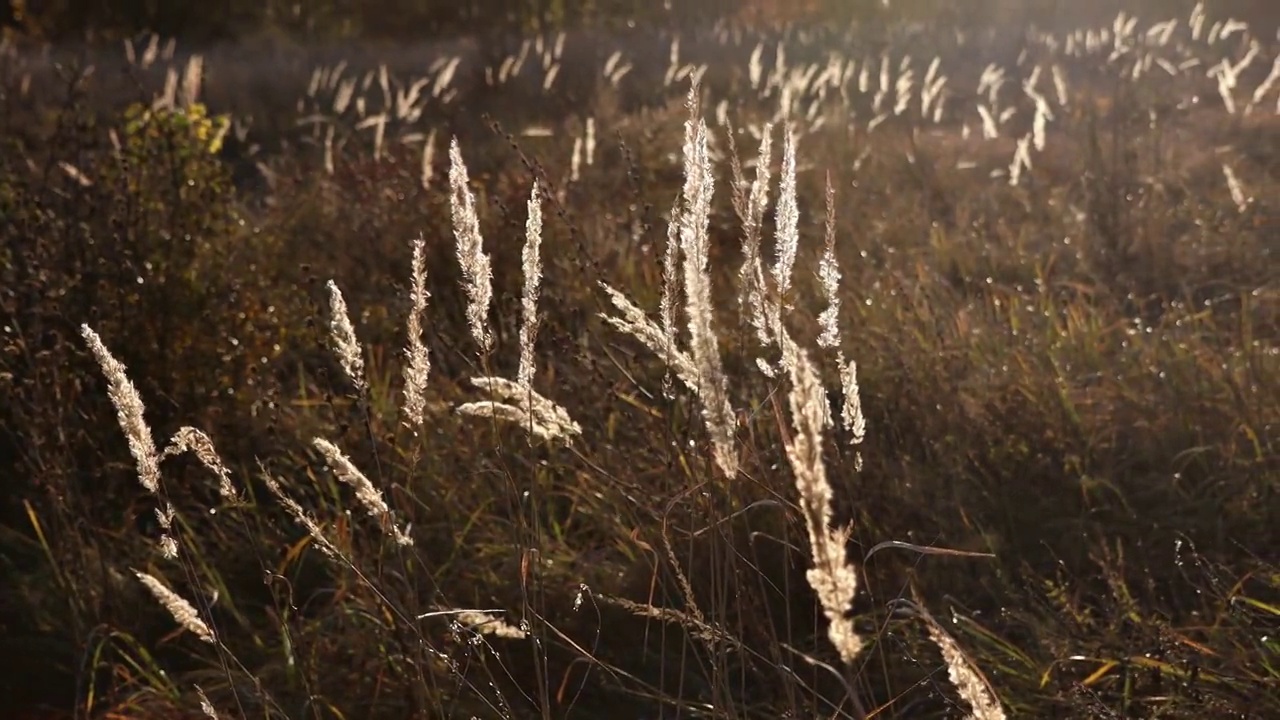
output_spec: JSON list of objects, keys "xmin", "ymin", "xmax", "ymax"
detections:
[{"xmin": 6, "ymin": 0, "xmax": 1280, "ymax": 43}]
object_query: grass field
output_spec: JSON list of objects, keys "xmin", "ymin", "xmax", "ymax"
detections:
[{"xmin": 1, "ymin": 3, "xmax": 1277, "ymax": 718}]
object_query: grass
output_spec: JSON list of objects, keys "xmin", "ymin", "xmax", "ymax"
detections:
[{"xmin": 1, "ymin": 3, "xmax": 1278, "ymax": 718}]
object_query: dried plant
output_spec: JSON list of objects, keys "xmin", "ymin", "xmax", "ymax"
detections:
[
  {"xmin": 839, "ymin": 357, "xmax": 867, "ymax": 457},
  {"xmin": 779, "ymin": 329, "xmax": 864, "ymax": 664},
  {"xmin": 402, "ymin": 234, "xmax": 432, "ymax": 428},
  {"xmin": 40, "ymin": 13, "xmax": 1280, "ymax": 720},
  {"xmin": 600, "ymin": 87, "xmax": 746, "ymax": 475},
  {"xmin": 737, "ymin": 122, "xmax": 775, "ymax": 349},
  {"xmin": 448, "ymin": 136, "xmax": 494, "ymax": 354},
  {"xmin": 771, "ymin": 124, "xmax": 800, "ymax": 311},
  {"xmin": 443, "ymin": 166, "xmax": 578, "ymax": 443},
  {"xmin": 815, "ymin": 173, "xmax": 841, "ymax": 350},
  {"xmin": 456, "ymin": 376, "xmax": 581, "ymax": 443},
  {"xmin": 195, "ymin": 685, "xmax": 222, "ymax": 719},
  {"xmin": 659, "ymin": 193, "xmax": 683, "ymax": 399},
  {"xmin": 178, "ymin": 54, "xmax": 203, "ymax": 108},
  {"xmin": 325, "ymin": 280, "xmax": 367, "ymax": 394},
  {"xmin": 163, "ymin": 426, "xmax": 239, "ymax": 503},
  {"xmin": 135, "ymin": 570, "xmax": 215, "ymax": 644},
  {"xmin": 81, "ymin": 325, "xmax": 161, "ymax": 495},
  {"xmin": 677, "ymin": 84, "xmax": 738, "ymax": 479},
  {"xmin": 750, "ymin": 123, "xmax": 804, "ymax": 380},
  {"xmin": 924, "ymin": 611, "xmax": 1008, "ymax": 720},
  {"xmin": 81, "ymin": 325, "xmax": 175, "ymax": 557},
  {"xmin": 660, "ymin": 193, "xmax": 682, "ymax": 344},
  {"xmin": 599, "ymin": 595, "xmax": 741, "ymax": 649},
  {"xmin": 599, "ymin": 283, "xmax": 700, "ymax": 389},
  {"xmin": 453, "ymin": 611, "xmax": 528, "ymax": 640},
  {"xmin": 312, "ymin": 438, "xmax": 413, "ymax": 546},
  {"xmin": 420, "ymin": 128, "xmax": 437, "ymax": 190},
  {"xmin": 260, "ymin": 472, "xmax": 341, "ymax": 561},
  {"xmin": 517, "ymin": 182, "xmax": 543, "ymax": 390}
]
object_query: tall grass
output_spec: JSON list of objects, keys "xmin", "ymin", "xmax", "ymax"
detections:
[{"xmin": 2, "ymin": 3, "xmax": 1278, "ymax": 718}]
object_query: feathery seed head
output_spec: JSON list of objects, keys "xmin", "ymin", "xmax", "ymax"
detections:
[
  {"xmin": 325, "ymin": 280, "xmax": 367, "ymax": 393},
  {"xmin": 454, "ymin": 610, "xmax": 528, "ymax": 640},
  {"xmin": 599, "ymin": 283, "xmax": 700, "ymax": 391},
  {"xmin": 781, "ymin": 329, "xmax": 864, "ymax": 664},
  {"xmin": 738, "ymin": 123, "xmax": 775, "ymax": 350},
  {"xmin": 448, "ymin": 136, "xmax": 494, "ymax": 354},
  {"xmin": 518, "ymin": 182, "xmax": 544, "ymax": 389},
  {"xmin": 772, "ymin": 124, "xmax": 799, "ymax": 302},
  {"xmin": 402, "ymin": 234, "xmax": 432, "ymax": 428},
  {"xmin": 164, "ymin": 426, "xmax": 238, "ymax": 503},
  {"xmin": 457, "ymin": 376, "xmax": 581, "ymax": 443},
  {"xmin": 312, "ymin": 438, "xmax": 413, "ymax": 546},
  {"xmin": 196, "ymin": 686, "xmax": 221, "ymax": 719},
  {"xmin": 816, "ymin": 175, "xmax": 842, "ymax": 349},
  {"xmin": 135, "ymin": 571, "xmax": 214, "ymax": 643},
  {"xmin": 927, "ymin": 619, "xmax": 1008, "ymax": 720},
  {"xmin": 839, "ymin": 355, "xmax": 867, "ymax": 447},
  {"xmin": 81, "ymin": 324, "xmax": 161, "ymax": 495},
  {"xmin": 680, "ymin": 81, "xmax": 738, "ymax": 479},
  {"xmin": 261, "ymin": 472, "xmax": 341, "ymax": 560}
]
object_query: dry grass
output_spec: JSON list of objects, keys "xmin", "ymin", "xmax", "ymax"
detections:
[{"xmin": 2, "ymin": 4, "xmax": 1278, "ymax": 719}]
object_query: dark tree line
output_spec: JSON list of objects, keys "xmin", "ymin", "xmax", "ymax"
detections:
[
  {"xmin": 4, "ymin": 0, "xmax": 1277, "ymax": 45},
  {"xmin": 5, "ymin": 0, "xmax": 754, "ymax": 43}
]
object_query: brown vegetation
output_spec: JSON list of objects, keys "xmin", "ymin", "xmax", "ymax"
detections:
[{"xmin": 1, "ymin": 3, "xmax": 1277, "ymax": 719}]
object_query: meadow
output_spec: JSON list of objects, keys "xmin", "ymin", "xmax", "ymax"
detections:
[{"xmin": 1, "ymin": 2, "xmax": 1277, "ymax": 718}]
